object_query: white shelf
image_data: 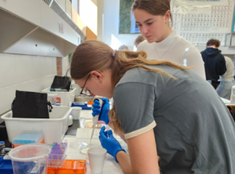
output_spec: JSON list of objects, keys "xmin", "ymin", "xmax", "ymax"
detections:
[{"xmin": 0, "ymin": 0, "xmax": 81, "ymax": 57}]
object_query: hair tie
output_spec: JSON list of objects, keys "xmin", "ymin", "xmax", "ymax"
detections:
[{"xmin": 112, "ymin": 50, "xmax": 116, "ymax": 58}]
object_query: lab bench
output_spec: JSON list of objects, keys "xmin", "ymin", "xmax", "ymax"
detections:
[
  {"xmin": 1, "ymin": 109, "xmax": 125, "ymax": 174},
  {"xmin": 65, "ymin": 109, "xmax": 125, "ymax": 173}
]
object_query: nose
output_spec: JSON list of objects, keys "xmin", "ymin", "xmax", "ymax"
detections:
[{"xmin": 140, "ymin": 25, "xmax": 148, "ymax": 35}]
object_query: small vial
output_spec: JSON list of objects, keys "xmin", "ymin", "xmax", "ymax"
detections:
[{"xmin": 0, "ymin": 141, "xmax": 5, "ymax": 156}]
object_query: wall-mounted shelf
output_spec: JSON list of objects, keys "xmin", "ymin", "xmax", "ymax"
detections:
[{"xmin": 0, "ymin": 0, "xmax": 83, "ymax": 57}]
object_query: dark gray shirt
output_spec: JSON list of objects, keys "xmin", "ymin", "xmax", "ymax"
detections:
[{"xmin": 113, "ymin": 65, "xmax": 235, "ymax": 174}]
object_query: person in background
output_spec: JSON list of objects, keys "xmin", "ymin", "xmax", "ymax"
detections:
[
  {"xmin": 70, "ymin": 40, "xmax": 235, "ymax": 174},
  {"xmin": 134, "ymin": 0, "xmax": 205, "ymax": 79},
  {"xmin": 216, "ymin": 56, "xmax": 235, "ymax": 99},
  {"xmin": 201, "ymin": 39, "xmax": 226, "ymax": 89},
  {"xmin": 118, "ymin": 45, "xmax": 129, "ymax": 51},
  {"xmin": 134, "ymin": 34, "xmax": 146, "ymax": 48}
]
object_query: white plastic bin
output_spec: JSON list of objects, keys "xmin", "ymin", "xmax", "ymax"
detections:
[
  {"xmin": 1, "ymin": 106, "xmax": 72, "ymax": 144},
  {"xmin": 71, "ymin": 107, "xmax": 81, "ymax": 120},
  {"xmin": 42, "ymin": 87, "xmax": 76, "ymax": 106}
]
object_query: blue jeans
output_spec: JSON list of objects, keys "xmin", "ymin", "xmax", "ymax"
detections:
[{"xmin": 216, "ymin": 80, "xmax": 235, "ymax": 99}]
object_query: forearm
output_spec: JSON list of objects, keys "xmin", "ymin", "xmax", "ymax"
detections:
[
  {"xmin": 116, "ymin": 148, "xmax": 160, "ymax": 174},
  {"xmin": 116, "ymin": 151, "xmax": 132, "ymax": 174}
]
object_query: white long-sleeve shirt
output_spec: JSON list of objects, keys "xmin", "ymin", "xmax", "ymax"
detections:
[
  {"xmin": 221, "ymin": 56, "xmax": 234, "ymax": 81},
  {"xmin": 137, "ymin": 30, "xmax": 206, "ymax": 79}
]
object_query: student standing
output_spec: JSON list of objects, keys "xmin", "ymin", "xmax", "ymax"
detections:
[
  {"xmin": 216, "ymin": 56, "xmax": 235, "ymax": 99},
  {"xmin": 70, "ymin": 40, "xmax": 235, "ymax": 174},
  {"xmin": 134, "ymin": 0, "xmax": 205, "ymax": 79},
  {"xmin": 201, "ymin": 39, "xmax": 227, "ymax": 89}
]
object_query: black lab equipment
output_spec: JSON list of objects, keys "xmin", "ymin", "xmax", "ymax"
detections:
[
  {"xmin": 11, "ymin": 90, "xmax": 53, "ymax": 119},
  {"xmin": 50, "ymin": 69, "xmax": 71, "ymax": 92},
  {"xmin": 50, "ymin": 76, "xmax": 71, "ymax": 92}
]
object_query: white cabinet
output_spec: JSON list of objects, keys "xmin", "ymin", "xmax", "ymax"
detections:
[{"xmin": 0, "ymin": 0, "xmax": 82, "ymax": 57}]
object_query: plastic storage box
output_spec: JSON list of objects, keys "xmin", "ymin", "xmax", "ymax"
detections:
[
  {"xmin": 1, "ymin": 106, "xmax": 72, "ymax": 144},
  {"xmin": 71, "ymin": 107, "xmax": 81, "ymax": 120},
  {"xmin": 12, "ymin": 133, "xmax": 45, "ymax": 148},
  {"xmin": 0, "ymin": 156, "xmax": 13, "ymax": 174},
  {"xmin": 48, "ymin": 142, "xmax": 67, "ymax": 168},
  {"xmin": 42, "ymin": 87, "xmax": 76, "ymax": 106},
  {"xmin": 48, "ymin": 160, "xmax": 86, "ymax": 174},
  {"xmin": 0, "ymin": 158, "xmax": 86, "ymax": 174}
]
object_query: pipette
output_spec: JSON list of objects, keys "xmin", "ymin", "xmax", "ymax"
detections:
[{"xmin": 90, "ymin": 99, "xmax": 104, "ymax": 144}]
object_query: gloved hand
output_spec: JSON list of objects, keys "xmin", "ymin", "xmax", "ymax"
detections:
[
  {"xmin": 99, "ymin": 126, "xmax": 126, "ymax": 162},
  {"xmin": 92, "ymin": 98, "xmax": 109, "ymax": 124}
]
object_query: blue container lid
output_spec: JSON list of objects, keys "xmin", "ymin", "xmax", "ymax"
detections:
[
  {"xmin": 12, "ymin": 133, "xmax": 44, "ymax": 144},
  {"xmin": 71, "ymin": 102, "xmax": 91, "ymax": 110},
  {"xmin": 0, "ymin": 141, "xmax": 4, "ymax": 145}
]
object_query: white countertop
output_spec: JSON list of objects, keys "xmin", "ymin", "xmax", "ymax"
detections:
[
  {"xmin": 220, "ymin": 97, "xmax": 235, "ymax": 106},
  {"xmin": 63, "ymin": 135, "xmax": 125, "ymax": 174},
  {"xmin": 63, "ymin": 109, "xmax": 126, "ymax": 174}
]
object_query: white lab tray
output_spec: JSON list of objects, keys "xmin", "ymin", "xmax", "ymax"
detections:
[
  {"xmin": 1, "ymin": 106, "xmax": 72, "ymax": 144},
  {"xmin": 42, "ymin": 87, "xmax": 76, "ymax": 106}
]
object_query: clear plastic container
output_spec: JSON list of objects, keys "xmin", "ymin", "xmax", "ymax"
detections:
[{"xmin": 8, "ymin": 144, "xmax": 51, "ymax": 174}]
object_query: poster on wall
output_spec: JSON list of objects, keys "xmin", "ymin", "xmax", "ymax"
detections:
[
  {"xmin": 174, "ymin": 0, "xmax": 228, "ymax": 5},
  {"xmin": 119, "ymin": 0, "xmax": 233, "ymax": 34},
  {"xmin": 172, "ymin": 0, "xmax": 234, "ymax": 46}
]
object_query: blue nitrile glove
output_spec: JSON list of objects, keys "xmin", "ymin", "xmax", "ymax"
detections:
[
  {"xmin": 99, "ymin": 126, "xmax": 126, "ymax": 163},
  {"xmin": 92, "ymin": 98, "xmax": 109, "ymax": 124}
]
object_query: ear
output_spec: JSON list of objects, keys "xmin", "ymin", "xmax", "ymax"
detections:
[
  {"xmin": 90, "ymin": 71, "xmax": 103, "ymax": 82},
  {"xmin": 164, "ymin": 10, "xmax": 171, "ymax": 23}
]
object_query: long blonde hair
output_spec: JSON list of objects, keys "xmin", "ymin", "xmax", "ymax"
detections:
[{"xmin": 70, "ymin": 40, "xmax": 190, "ymax": 133}]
